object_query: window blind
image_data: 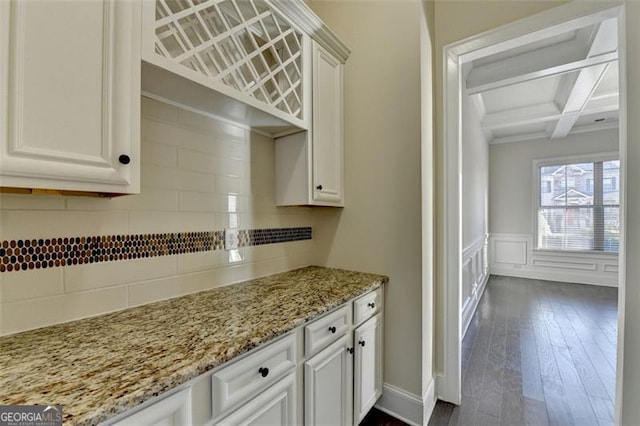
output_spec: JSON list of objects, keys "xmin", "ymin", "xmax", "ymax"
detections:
[{"xmin": 537, "ymin": 159, "xmax": 620, "ymax": 252}]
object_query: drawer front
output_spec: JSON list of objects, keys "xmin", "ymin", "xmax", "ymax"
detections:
[
  {"xmin": 304, "ymin": 304, "xmax": 352, "ymax": 357},
  {"xmin": 353, "ymin": 288, "xmax": 381, "ymax": 326},
  {"xmin": 211, "ymin": 333, "xmax": 296, "ymax": 420}
]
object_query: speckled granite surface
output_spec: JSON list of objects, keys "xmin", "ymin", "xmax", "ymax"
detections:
[{"xmin": 0, "ymin": 266, "xmax": 387, "ymax": 425}]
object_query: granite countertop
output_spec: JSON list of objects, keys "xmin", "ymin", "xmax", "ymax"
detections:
[{"xmin": 0, "ymin": 266, "xmax": 388, "ymax": 425}]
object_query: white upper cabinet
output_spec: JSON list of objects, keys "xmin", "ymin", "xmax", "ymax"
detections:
[
  {"xmin": 275, "ymin": 41, "xmax": 345, "ymax": 207},
  {"xmin": 0, "ymin": 0, "xmax": 141, "ymax": 194},
  {"xmin": 311, "ymin": 42, "xmax": 344, "ymax": 205}
]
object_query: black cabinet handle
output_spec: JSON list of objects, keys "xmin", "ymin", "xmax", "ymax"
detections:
[
  {"xmin": 359, "ymin": 340, "xmax": 366, "ymax": 347},
  {"xmin": 347, "ymin": 347, "xmax": 354, "ymax": 354},
  {"xmin": 316, "ymin": 184, "xmax": 323, "ymax": 190},
  {"xmin": 328, "ymin": 326, "xmax": 337, "ymax": 334},
  {"xmin": 118, "ymin": 154, "xmax": 131, "ymax": 165},
  {"xmin": 368, "ymin": 302, "xmax": 376, "ymax": 309},
  {"xmin": 258, "ymin": 367, "xmax": 269, "ymax": 377}
]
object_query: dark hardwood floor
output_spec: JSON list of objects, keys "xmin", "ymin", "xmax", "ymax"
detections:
[{"xmin": 429, "ymin": 275, "xmax": 618, "ymax": 426}]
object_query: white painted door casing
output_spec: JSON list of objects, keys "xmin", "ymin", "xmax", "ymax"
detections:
[
  {"xmin": 304, "ymin": 333, "xmax": 354, "ymax": 425},
  {"xmin": 0, "ymin": 0, "xmax": 140, "ymax": 194},
  {"xmin": 354, "ymin": 313, "xmax": 383, "ymax": 424}
]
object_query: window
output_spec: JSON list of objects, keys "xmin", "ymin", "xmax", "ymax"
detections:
[{"xmin": 537, "ymin": 157, "xmax": 620, "ymax": 253}]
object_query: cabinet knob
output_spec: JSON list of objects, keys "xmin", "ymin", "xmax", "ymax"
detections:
[
  {"xmin": 328, "ymin": 326, "xmax": 337, "ymax": 334},
  {"xmin": 118, "ymin": 154, "xmax": 131, "ymax": 165},
  {"xmin": 358, "ymin": 340, "xmax": 366, "ymax": 347},
  {"xmin": 347, "ymin": 347, "xmax": 354, "ymax": 354},
  {"xmin": 316, "ymin": 184, "xmax": 323, "ymax": 190},
  {"xmin": 258, "ymin": 367, "xmax": 269, "ymax": 377},
  {"xmin": 368, "ymin": 302, "xmax": 376, "ymax": 309}
]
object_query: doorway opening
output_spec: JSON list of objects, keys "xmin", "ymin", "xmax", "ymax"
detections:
[{"xmin": 440, "ymin": 2, "xmax": 626, "ymax": 422}]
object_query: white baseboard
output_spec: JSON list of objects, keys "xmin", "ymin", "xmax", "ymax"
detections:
[
  {"xmin": 491, "ymin": 265, "xmax": 618, "ymax": 287},
  {"xmin": 375, "ymin": 383, "xmax": 423, "ymax": 426},
  {"xmin": 423, "ymin": 378, "xmax": 436, "ymax": 425}
]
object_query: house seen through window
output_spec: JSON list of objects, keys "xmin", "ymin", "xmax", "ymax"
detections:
[{"xmin": 537, "ymin": 158, "xmax": 620, "ymax": 252}]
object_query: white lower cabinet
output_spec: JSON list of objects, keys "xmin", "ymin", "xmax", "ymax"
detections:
[
  {"xmin": 218, "ymin": 373, "xmax": 297, "ymax": 426},
  {"xmin": 112, "ymin": 389, "xmax": 191, "ymax": 426},
  {"xmin": 109, "ymin": 288, "xmax": 384, "ymax": 426},
  {"xmin": 304, "ymin": 334, "xmax": 353, "ymax": 426},
  {"xmin": 353, "ymin": 314, "xmax": 383, "ymax": 424}
]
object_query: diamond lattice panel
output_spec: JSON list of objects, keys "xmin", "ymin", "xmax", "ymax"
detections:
[{"xmin": 154, "ymin": 0, "xmax": 304, "ymax": 120}]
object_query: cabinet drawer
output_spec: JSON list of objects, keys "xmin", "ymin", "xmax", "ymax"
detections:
[
  {"xmin": 305, "ymin": 304, "xmax": 351, "ymax": 357},
  {"xmin": 353, "ymin": 288, "xmax": 381, "ymax": 326},
  {"xmin": 211, "ymin": 333, "xmax": 296, "ymax": 420}
]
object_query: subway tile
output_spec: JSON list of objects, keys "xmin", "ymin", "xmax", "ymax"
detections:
[
  {"xmin": 177, "ymin": 109, "xmax": 246, "ymax": 140},
  {"xmin": 0, "ymin": 268, "xmax": 64, "ymax": 302},
  {"xmin": 127, "ymin": 276, "xmax": 181, "ymax": 307},
  {"xmin": 179, "ymin": 192, "xmax": 224, "ymax": 212},
  {"xmin": 141, "ymin": 96, "xmax": 178, "ymax": 123},
  {"xmin": 141, "ymin": 141, "xmax": 178, "ymax": 168},
  {"xmin": 0, "ymin": 194, "xmax": 66, "ymax": 210},
  {"xmin": 216, "ymin": 137, "xmax": 248, "ymax": 161},
  {"xmin": 179, "ymin": 212, "xmax": 217, "ymax": 232},
  {"xmin": 178, "ymin": 149, "xmax": 218, "ymax": 174},
  {"xmin": 216, "ymin": 157, "xmax": 247, "ymax": 178},
  {"xmin": 216, "ymin": 175, "xmax": 250, "ymax": 195},
  {"xmin": 141, "ymin": 118, "xmax": 211, "ymax": 150},
  {"xmin": 66, "ymin": 188, "xmax": 179, "ymax": 212},
  {"xmin": 142, "ymin": 164, "xmax": 216, "ymax": 193},
  {"xmin": 177, "ymin": 250, "xmax": 229, "ymax": 274},
  {"xmin": 244, "ymin": 244, "xmax": 287, "ymax": 262},
  {"xmin": 0, "ymin": 211, "xmax": 128, "ymax": 241},
  {"xmin": 1, "ymin": 297, "xmax": 64, "ymax": 335},
  {"xmin": 61, "ymin": 286, "xmax": 128, "ymax": 323},
  {"xmin": 129, "ymin": 211, "xmax": 183, "ymax": 233},
  {"xmin": 1, "ymin": 286, "xmax": 127, "ymax": 335},
  {"xmin": 215, "ymin": 212, "xmax": 250, "ymax": 229},
  {"xmin": 64, "ymin": 256, "xmax": 177, "ymax": 293}
]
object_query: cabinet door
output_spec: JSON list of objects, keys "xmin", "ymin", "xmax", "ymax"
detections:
[
  {"xmin": 0, "ymin": 0, "xmax": 140, "ymax": 194},
  {"xmin": 311, "ymin": 42, "xmax": 343, "ymax": 206},
  {"xmin": 112, "ymin": 389, "xmax": 191, "ymax": 426},
  {"xmin": 354, "ymin": 313, "xmax": 383, "ymax": 424},
  {"xmin": 218, "ymin": 372, "xmax": 297, "ymax": 426},
  {"xmin": 304, "ymin": 334, "xmax": 353, "ymax": 426}
]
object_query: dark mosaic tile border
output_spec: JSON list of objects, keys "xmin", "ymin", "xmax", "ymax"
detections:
[{"xmin": 0, "ymin": 227, "xmax": 311, "ymax": 273}]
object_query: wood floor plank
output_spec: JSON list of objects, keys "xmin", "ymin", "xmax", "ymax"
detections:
[
  {"xmin": 542, "ymin": 376, "xmax": 574, "ymax": 426},
  {"xmin": 429, "ymin": 276, "xmax": 617, "ymax": 426}
]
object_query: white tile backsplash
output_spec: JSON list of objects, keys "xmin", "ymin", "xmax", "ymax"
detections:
[{"xmin": 0, "ymin": 96, "xmax": 316, "ymax": 335}]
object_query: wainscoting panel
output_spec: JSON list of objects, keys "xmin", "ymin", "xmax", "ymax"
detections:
[
  {"xmin": 462, "ymin": 234, "xmax": 489, "ymax": 337},
  {"xmin": 490, "ymin": 233, "xmax": 619, "ymax": 287}
]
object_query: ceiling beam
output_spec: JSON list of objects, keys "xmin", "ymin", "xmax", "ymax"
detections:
[
  {"xmin": 550, "ymin": 19, "xmax": 617, "ymax": 139},
  {"xmin": 490, "ymin": 131, "xmax": 549, "ymax": 145},
  {"xmin": 467, "ymin": 51, "xmax": 617, "ymax": 95},
  {"xmin": 481, "ymin": 94, "xmax": 618, "ymax": 130}
]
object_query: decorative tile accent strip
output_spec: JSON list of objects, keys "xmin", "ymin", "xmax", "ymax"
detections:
[{"xmin": 0, "ymin": 227, "xmax": 311, "ymax": 273}]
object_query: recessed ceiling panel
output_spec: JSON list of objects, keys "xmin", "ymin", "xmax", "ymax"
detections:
[{"xmin": 481, "ymin": 74, "xmax": 563, "ymax": 114}]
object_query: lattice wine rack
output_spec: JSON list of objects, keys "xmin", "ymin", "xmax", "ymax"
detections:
[{"xmin": 152, "ymin": 0, "xmax": 304, "ymax": 120}]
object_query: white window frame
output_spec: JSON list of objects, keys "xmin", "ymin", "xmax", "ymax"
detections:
[{"xmin": 533, "ymin": 152, "xmax": 619, "ymax": 255}]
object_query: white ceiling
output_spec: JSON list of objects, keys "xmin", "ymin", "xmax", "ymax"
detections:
[{"xmin": 465, "ymin": 17, "xmax": 619, "ymax": 145}]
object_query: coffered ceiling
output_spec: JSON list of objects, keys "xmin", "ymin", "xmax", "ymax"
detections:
[{"xmin": 465, "ymin": 17, "xmax": 619, "ymax": 145}]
